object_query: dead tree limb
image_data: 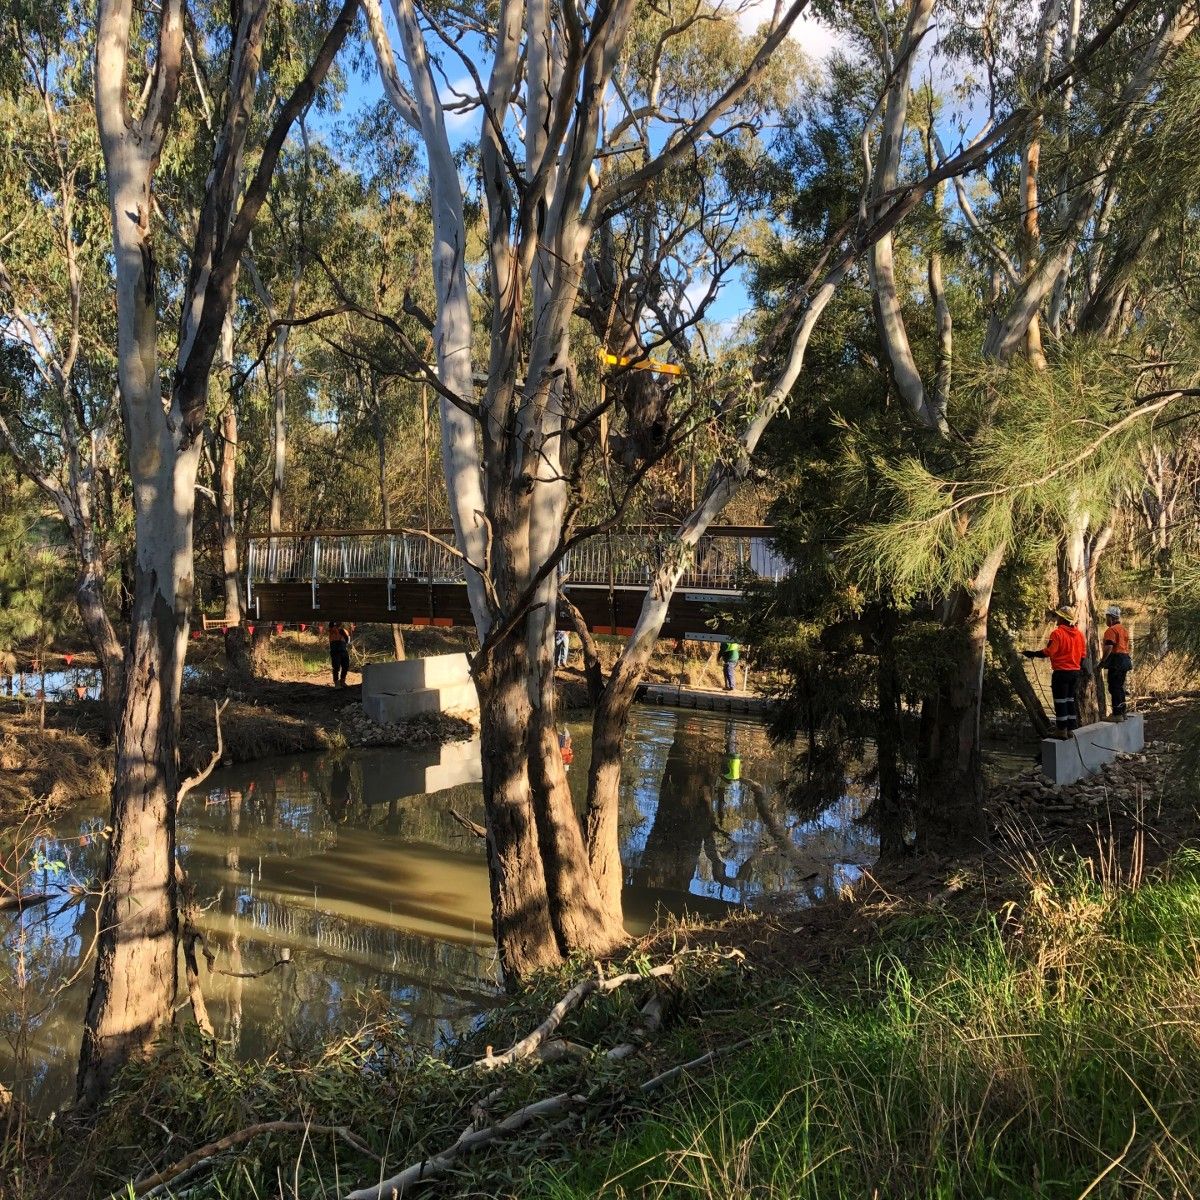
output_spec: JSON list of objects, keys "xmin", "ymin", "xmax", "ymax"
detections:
[
  {"xmin": 449, "ymin": 808, "xmax": 486, "ymax": 838},
  {"xmin": 474, "ymin": 963, "xmax": 677, "ymax": 1071},
  {"xmin": 558, "ymin": 592, "xmax": 605, "ymax": 705},
  {"xmin": 345, "ymin": 1093, "xmax": 587, "ymax": 1200},
  {"xmin": 639, "ymin": 1036, "xmax": 754, "ymax": 1094},
  {"xmin": 129, "ymin": 1121, "xmax": 380, "ymax": 1198},
  {"xmin": 0, "ymin": 892, "xmax": 53, "ymax": 913},
  {"xmin": 179, "ymin": 698, "xmax": 231, "ymax": 800},
  {"xmin": 346, "ymin": 1034, "xmax": 758, "ymax": 1200},
  {"xmin": 181, "ymin": 926, "xmax": 215, "ymax": 1039}
]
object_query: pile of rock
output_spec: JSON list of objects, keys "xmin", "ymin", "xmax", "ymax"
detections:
[
  {"xmin": 988, "ymin": 748, "xmax": 1166, "ymax": 818},
  {"xmin": 337, "ymin": 702, "xmax": 477, "ymax": 749}
]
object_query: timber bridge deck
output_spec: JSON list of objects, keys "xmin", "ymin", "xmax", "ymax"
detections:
[{"xmin": 246, "ymin": 527, "xmax": 786, "ymax": 640}]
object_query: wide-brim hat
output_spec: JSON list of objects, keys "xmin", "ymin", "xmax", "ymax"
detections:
[{"xmin": 1053, "ymin": 605, "xmax": 1077, "ymax": 624}]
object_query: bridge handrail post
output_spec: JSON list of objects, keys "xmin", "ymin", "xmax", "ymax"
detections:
[
  {"xmin": 387, "ymin": 534, "xmax": 397, "ymax": 611},
  {"xmin": 311, "ymin": 536, "xmax": 321, "ymax": 611}
]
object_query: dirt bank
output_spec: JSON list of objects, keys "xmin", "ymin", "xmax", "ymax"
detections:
[{"xmin": 0, "ymin": 675, "xmax": 475, "ymax": 825}]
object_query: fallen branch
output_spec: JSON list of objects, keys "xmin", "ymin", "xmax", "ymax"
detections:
[
  {"xmin": 128, "ymin": 1121, "xmax": 380, "ymax": 1198},
  {"xmin": 449, "ymin": 808, "xmax": 486, "ymax": 839},
  {"xmin": 182, "ymin": 924, "xmax": 215, "ymax": 1039},
  {"xmin": 639, "ymin": 1036, "xmax": 753, "ymax": 1094},
  {"xmin": 346, "ymin": 1035, "xmax": 758, "ymax": 1200},
  {"xmin": 606, "ymin": 991, "xmax": 668, "ymax": 1062},
  {"xmin": 474, "ymin": 963, "xmax": 677, "ymax": 1071},
  {"xmin": 345, "ymin": 1093, "xmax": 586, "ymax": 1200},
  {"xmin": 179, "ymin": 698, "xmax": 231, "ymax": 800},
  {"xmin": 213, "ymin": 954, "xmax": 291, "ymax": 979}
]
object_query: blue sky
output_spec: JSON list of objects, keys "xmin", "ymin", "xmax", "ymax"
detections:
[{"xmin": 317, "ymin": 5, "xmax": 884, "ymax": 346}]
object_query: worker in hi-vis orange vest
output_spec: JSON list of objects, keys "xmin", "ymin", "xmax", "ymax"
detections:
[
  {"xmin": 1023, "ymin": 605, "xmax": 1087, "ymax": 737},
  {"xmin": 1099, "ymin": 605, "xmax": 1133, "ymax": 721},
  {"xmin": 327, "ymin": 621, "xmax": 352, "ymax": 688}
]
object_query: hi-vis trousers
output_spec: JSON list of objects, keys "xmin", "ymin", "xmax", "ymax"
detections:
[{"xmin": 1051, "ymin": 669, "xmax": 1081, "ymax": 732}]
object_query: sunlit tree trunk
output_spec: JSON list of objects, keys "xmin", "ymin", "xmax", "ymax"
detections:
[
  {"xmin": 219, "ymin": 402, "xmax": 251, "ymax": 676},
  {"xmin": 374, "ymin": 400, "xmax": 406, "ymax": 661},
  {"xmin": 474, "ymin": 636, "xmax": 563, "ymax": 979},
  {"xmin": 80, "ymin": 0, "xmax": 358, "ymax": 1103},
  {"xmin": 78, "ymin": 0, "xmax": 188, "ymax": 1106}
]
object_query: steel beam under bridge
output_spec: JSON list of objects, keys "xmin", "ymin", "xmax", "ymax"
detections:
[{"xmin": 246, "ymin": 527, "xmax": 788, "ymax": 640}]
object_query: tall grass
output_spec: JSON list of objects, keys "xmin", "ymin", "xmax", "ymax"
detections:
[{"xmin": 528, "ymin": 849, "xmax": 1200, "ymax": 1199}]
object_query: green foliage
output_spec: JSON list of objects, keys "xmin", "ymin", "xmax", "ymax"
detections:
[
  {"xmin": 850, "ymin": 348, "xmax": 1159, "ymax": 596},
  {"xmin": 0, "ymin": 476, "xmax": 75, "ymax": 666},
  {"xmin": 528, "ymin": 850, "xmax": 1200, "ymax": 1199}
]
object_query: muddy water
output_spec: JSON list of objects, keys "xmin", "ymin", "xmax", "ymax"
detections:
[{"xmin": 0, "ymin": 707, "xmax": 875, "ymax": 1110}]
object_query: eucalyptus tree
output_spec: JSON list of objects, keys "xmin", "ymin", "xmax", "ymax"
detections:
[
  {"xmin": 0, "ymin": 7, "xmax": 127, "ymax": 726},
  {"xmin": 359, "ymin": 0, "xmax": 829, "ymax": 975},
  {"xmin": 358, "ymin": 0, "xmax": 1099, "ymax": 979},
  {"xmin": 77, "ymin": 0, "xmax": 359, "ymax": 1107}
]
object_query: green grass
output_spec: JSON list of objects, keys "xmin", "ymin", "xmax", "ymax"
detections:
[{"xmin": 522, "ymin": 850, "xmax": 1200, "ymax": 1200}]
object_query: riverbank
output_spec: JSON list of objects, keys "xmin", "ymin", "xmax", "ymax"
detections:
[
  {"xmin": 0, "ymin": 624, "xmax": 764, "ymax": 825},
  {"xmin": 5, "ymin": 702, "xmax": 1197, "ymax": 1199},
  {"xmin": 0, "ymin": 676, "xmax": 475, "ymax": 825}
]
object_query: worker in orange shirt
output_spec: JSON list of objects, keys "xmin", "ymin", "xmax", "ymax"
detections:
[
  {"xmin": 1023, "ymin": 605, "xmax": 1087, "ymax": 737},
  {"xmin": 1099, "ymin": 604, "xmax": 1133, "ymax": 721},
  {"xmin": 328, "ymin": 620, "xmax": 352, "ymax": 688}
]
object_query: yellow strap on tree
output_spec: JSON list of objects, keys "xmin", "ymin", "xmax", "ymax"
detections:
[{"xmin": 599, "ymin": 350, "xmax": 684, "ymax": 376}]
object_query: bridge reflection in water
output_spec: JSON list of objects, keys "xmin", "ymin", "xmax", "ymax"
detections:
[
  {"xmin": 245, "ymin": 526, "xmax": 789, "ymax": 636},
  {"xmin": 0, "ymin": 708, "xmax": 874, "ymax": 1110}
]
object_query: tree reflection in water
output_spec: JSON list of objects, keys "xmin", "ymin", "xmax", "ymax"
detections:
[
  {"xmin": 1, "ymin": 708, "xmax": 875, "ymax": 1111},
  {"xmin": 622, "ymin": 714, "xmax": 875, "ymax": 910}
]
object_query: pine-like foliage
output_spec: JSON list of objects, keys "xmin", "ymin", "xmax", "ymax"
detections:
[{"xmin": 848, "ymin": 346, "xmax": 1190, "ymax": 595}]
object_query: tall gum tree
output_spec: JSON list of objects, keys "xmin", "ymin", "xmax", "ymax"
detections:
[
  {"xmin": 366, "ymin": 0, "xmax": 819, "ymax": 975},
  {"xmin": 78, "ymin": 0, "xmax": 360, "ymax": 1107},
  {"xmin": 363, "ymin": 0, "xmax": 1072, "ymax": 975}
]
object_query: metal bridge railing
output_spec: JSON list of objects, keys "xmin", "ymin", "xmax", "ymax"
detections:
[{"xmin": 246, "ymin": 528, "xmax": 788, "ymax": 609}]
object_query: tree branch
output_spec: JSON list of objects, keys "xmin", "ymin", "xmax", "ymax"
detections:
[{"xmin": 179, "ymin": 699, "xmax": 230, "ymax": 800}]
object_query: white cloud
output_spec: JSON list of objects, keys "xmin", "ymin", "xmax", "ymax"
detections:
[
  {"xmin": 440, "ymin": 75, "xmax": 481, "ymax": 138},
  {"xmin": 734, "ymin": 2, "xmax": 848, "ymax": 61}
]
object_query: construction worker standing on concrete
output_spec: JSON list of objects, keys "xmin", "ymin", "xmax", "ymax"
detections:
[
  {"xmin": 1099, "ymin": 604, "xmax": 1133, "ymax": 721},
  {"xmin": 1023, "ymin": 606, "xmax": 1087, "ymax": 737},
  {"xmin": 719, "ymin": 639, "xmax": 740, "ymax": 692}
]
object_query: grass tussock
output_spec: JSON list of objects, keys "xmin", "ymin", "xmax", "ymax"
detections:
[{"xmin": 526, "ymin": 848, "xmax": 1200, "ymax": 1200}]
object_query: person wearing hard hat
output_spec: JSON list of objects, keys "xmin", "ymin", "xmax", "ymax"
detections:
[
  {"xmin": 1099, "ymin": 604, "xmax": 1133, "ymax": 721},
  {"xmin": 1023, "ymin": 605, "xmax": 1087, "ymax": 738}
]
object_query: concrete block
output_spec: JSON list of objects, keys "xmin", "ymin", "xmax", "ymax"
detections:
[
  {"xmin": 1041, "ymin": 713, "xmax": 1145, "ymax": 786},
  {"xmin": 362, "ymin": 680, "xmax": 479, "ymax": 724},
  {"xmin": 362, "ymin": 652, "xmax": 471, "ymax": 694}
]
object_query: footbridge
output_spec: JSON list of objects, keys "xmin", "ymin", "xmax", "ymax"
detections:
[{"xmin": 246, "ymin": 527, "xmax": 787, "ymax": 640}]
